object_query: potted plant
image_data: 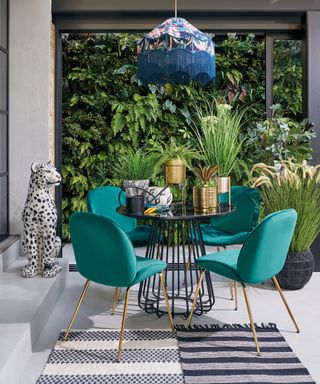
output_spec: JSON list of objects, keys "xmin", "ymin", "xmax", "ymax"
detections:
[
  {"xmin": 251, "ymin": 160, "xmax": 320, "ymax": 289},
  {"xmin": 150, "ymin": 137, "xmax": 198, "ymax": 185},
  {"xmin": 111, "ymin": 147, "xmax": 158, "ymax": 196},
  {"xmin": 193, "ymin": 101, "xmax": 245, "ymax": 192},
  {"xmin": 191, "ymin": 165, "xmax": 219, "ymax": 212}
]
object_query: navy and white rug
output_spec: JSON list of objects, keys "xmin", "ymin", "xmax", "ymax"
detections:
[
  {"xmin": 38, "ymin": 325, "xmax": 316, "ymax": 384},
  {"xmin": 176, "ymin": 323, "xmax": 316, "ymax": 384},
  {"xmin": 37, "ymin": 329, "xmax": 184, "ymax": 384}
]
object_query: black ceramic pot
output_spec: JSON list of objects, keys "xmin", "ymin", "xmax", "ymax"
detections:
[{"xmin": 276, "ymin": 249, "xmax": 314, "ymax": 290}]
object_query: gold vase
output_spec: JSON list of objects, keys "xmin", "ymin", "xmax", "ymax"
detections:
[
  {"xmin": 217, "ymin": 176, "xmax": 230, "ymax": 193},
  {"xmin": 165, "ymin": 159, "xmax": 186, "ymax": 184},
  {"xmin": 193, "ymin": 186, "xmax": 218, "ymax": 213},
  {"xmin": 217, "ymin": 176, "xmax": 231, "ymax": 206}
]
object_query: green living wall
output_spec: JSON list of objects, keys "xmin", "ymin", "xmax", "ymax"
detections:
[{"xmin": 61, "ymin": 33, "xmax": 310, "ymax": 241}]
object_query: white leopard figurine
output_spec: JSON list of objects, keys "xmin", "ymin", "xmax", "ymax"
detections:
[{"xmin": 21, "ymin": 162, "xmax": 62, "ymax": 278}]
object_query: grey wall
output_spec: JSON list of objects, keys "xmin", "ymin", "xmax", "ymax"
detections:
[
  {"xmin": 9, "ymin": 0, "xmax": 52, "ymax": 234},
  {"xmin": 52, "ymin": 0, "xmax": 320, "ymax": 13}
]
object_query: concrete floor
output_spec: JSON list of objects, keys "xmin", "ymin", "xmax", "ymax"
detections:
[{"xmin": 19, "ymin": 245, "xmax": 320, "ymax": 384}]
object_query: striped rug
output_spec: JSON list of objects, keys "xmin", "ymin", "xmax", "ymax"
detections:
[
  {"xmin": 37, "ymin": 329, "xmax": 184, "ymax": 384},
  {"xmin": 176, "ymin": 323, "xmax": 316, "ymax": 384}
]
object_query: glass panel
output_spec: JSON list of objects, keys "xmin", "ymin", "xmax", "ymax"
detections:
[
  {"xmin": 0, "ymin": 50, "xmax": 7, "ymax": 111},
  {"xmin": 0, "ymin": 0, "xmax": 7, "ymax": 49},
  {"xmin": 0, "ymin": 114, "xmax": 7, "ymax": 173},
  {"xmin": 0, "ymin": 176, "xmax": 7, "ymax": 236},
  {"xmin": 273, "ymin": 40, "xmax": 302, "ymax": 119}
]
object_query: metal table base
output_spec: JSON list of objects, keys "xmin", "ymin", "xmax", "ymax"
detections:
[{"xmin": 138, "ymin": 219, "xmax": 215, "ymax": 318}]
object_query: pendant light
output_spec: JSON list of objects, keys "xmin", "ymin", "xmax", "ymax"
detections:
[{"xmin": 137, "ymin": 0, "xmax": 216, "ymax": 85}]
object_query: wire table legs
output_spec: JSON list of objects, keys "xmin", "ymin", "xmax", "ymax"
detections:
[{"xmin": 138, "ymin": 219, "xmax": 215, "ymax": 318}]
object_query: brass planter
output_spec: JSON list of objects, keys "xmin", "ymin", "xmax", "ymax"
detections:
[
  {"xmin": 193, "ymin": 186, "xmax": 218, "ymax": 213},
  {"xmin": 165, "ymin": 159, "xmax": 186, "ymax": 184}
]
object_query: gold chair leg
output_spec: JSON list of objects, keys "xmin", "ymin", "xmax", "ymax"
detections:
[
  {"xmin": 159, "ymin": 273, "xmax": 174, "ymax": 330},
  {"xmin": 64, "ymin": 280, "xmax": 90, "ymax": 341},
  {"xmin": 116, "ymin": 287, "xmax": 130, "ymax": 362},
  {"xmin": 229, "ymin": 279, "xmax": 234, "ymax": 301},
  {"xmin": 234, "ymin": 281, "xmax": 238, "ymax": 310},
  {"xmin": 242, "ymin": 285, "xmax": 261, "ymax": 356},
  {"xmin": 111, "ymin": 287, "xmax": 119, "ymax": 315},
  {"xmin": 187, "ymin": 270, "xmax": 205, "ymax": 327},
  {"xmin": 272, "ymin": 276, "xmax": 300, "ymax": 333}
]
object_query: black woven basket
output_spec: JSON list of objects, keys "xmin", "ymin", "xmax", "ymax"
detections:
[{"xmin": 276, "ymin": 249, "xmax": 314, "ymax": 290}]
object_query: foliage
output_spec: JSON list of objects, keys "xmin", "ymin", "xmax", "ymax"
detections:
[
  {"xmin": 251, "ymin": 161, "xmax": 320, "ymax": 252},
  {"xmin": 191, "ymin": 165, "xmax": 219, "ymax": 188},
  {"xmin": 243, "ymin": 105, "xmax": 315, "ymax": 166},
  {"xmin": 149, "ymin": 137, "xmax": 200, "ymax": 167},
  {"xmin": 61, "ymin": 32, "xmax": 307, "ymax": 241},
  {"xmin": 111, "ymin": 147, "xmax": 159, "ymax": 181},
  {"xmin": 273, "ymin": 40, "xmax": 303, "ymax": 119},
  {"xmin": 193, "ymin": 102, "xmax": 246, "ymax": 176}
]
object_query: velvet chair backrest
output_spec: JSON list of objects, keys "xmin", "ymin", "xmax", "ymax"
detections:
[
  {"xmin": 237, "ymin": 209, "xmax": 297, "ymax": 284},
  {"xmin": 87, "ymin": 186, "xmax": 136, "ymax": 233},
  {"xmin": 70, "ymin": 212, "xmax": 137, "ymax": 287},
  {"xmin": 211, "ymin": 186, "xmax": 260, "ymax": 234}
]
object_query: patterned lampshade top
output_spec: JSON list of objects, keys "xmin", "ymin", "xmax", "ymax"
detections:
[{"xmin": 137, "ymin": 17, "xmax": 216, "ymax": 85}]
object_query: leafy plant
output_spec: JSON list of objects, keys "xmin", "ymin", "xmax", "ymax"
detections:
[
  {"xmin": 244, "ymin": 104, "xmax": 315, "ymax": 166},
  {"xmin": 193, "ymin": 101, "xmax": 246, "ymax": 176},
  {"xmin": 150, "ymin": 137, "xmax": 199, "ymax": 166},
  {"xmin": 191, "ymin": 165, "xmax": 219, "ymax": 188},
  {"xmin": 111, "ymin": 147, "xmax": 158, "ymax": 181},
  {"xmin": 251, "ymin": 160, "xmax": 320, "ymax": 252}
]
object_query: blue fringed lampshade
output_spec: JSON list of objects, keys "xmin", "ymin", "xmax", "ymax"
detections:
[{"xmin": 137, "ymin": 17, "xmax": 215, "ymax": 85}]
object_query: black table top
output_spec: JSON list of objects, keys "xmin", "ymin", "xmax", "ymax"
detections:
[{"xmin": 117, "ymin": 202, "xmax": 235, "ymax": 221}]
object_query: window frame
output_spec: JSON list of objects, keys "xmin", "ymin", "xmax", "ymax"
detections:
[{"xmin": 0, "ymin": 0, "xmax": 9, "ymax": 242}]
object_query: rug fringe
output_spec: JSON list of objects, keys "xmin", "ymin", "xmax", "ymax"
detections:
[{"xmin": 175, "ymin": 322, "xmax": 277, "ymax": 331}]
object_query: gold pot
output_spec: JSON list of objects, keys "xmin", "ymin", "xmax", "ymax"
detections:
[
  {"xmin": 193, "ymin": 186, "xmax": 218, "ymax": 213},
  {"xmin": 165, "ymin": 159, "xmax": 186, "ymax": 184}
]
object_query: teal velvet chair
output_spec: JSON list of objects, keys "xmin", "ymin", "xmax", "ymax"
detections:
[
  {"xmin": 87, "ymin": 186, "xmax": 153, "ymax": 314},
  {"xmin": 87, "ymin": 186, "xmax": 152, "ymax": 247},
  {"xmin": 201, "ymin": 186, "xmax": 260, "ymax": 246},
  {"xmin": 201, "ymin": 186, "xmax": 260, "ymax": 307},
  {"xmin": 65, "ymin": 212, "xmax": 174, "ymax": 362},
  {"xmin": 188, "ymin": 209, "xmax": 299, "ymax": 355}
]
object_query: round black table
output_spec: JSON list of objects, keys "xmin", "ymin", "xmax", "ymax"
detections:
[{"xmin": 117, "ymin": 203, "xmax": 234, "ymax": 318}]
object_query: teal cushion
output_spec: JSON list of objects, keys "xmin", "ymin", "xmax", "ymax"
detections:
[
  {"xmin": 127, "ymin": 226, "xmax": 152, "ymax": 247},
  {"xmin": 196, "ymin": 249, "xmax": 243, "ymax": 283},
  {"xmin": 131, "ymin": 256, "xmax": 167, "ymax": 286},
  {"xmin": 201, "ymin": 224, "xmax": 250, "ymax": 246}
]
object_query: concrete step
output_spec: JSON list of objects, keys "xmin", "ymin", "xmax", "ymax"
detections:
[
  {"xmin": 0, "ymin": 251, "xmax": 68, "ymax": 384},
  {"xmin": 0, "ymin": 236, "xmax": 20, "ymax": 272}
]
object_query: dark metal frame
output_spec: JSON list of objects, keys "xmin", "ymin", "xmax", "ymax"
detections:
[
  {"xmin": 0, "ymin": 0, "xmax": 9, "ymax": 242},
  {"xmin": 138, "ymin": 218, "xmax": 214, "ymax": 318}
]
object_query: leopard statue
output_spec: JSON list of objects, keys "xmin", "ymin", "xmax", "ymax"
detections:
[{"xmin": 21, "ymin": 162, "xmax": 62, "ymax": 278}]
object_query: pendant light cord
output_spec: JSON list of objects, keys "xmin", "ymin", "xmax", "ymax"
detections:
[{"xmin": 175, "ymin": 0, "xmax": 177, "ymax": 18}]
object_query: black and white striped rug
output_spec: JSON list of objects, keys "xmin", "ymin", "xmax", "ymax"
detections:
[
  {"xmin": 37, "ymin": 329, "xmax": 184, "ymax": 384},
  {"xmin": 37, "ymin": 325, "xmax": 315, "ymax": 384},
  {"xmin": 176, "ymin": 323, "xmax": 316, "ymax": 384}
]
